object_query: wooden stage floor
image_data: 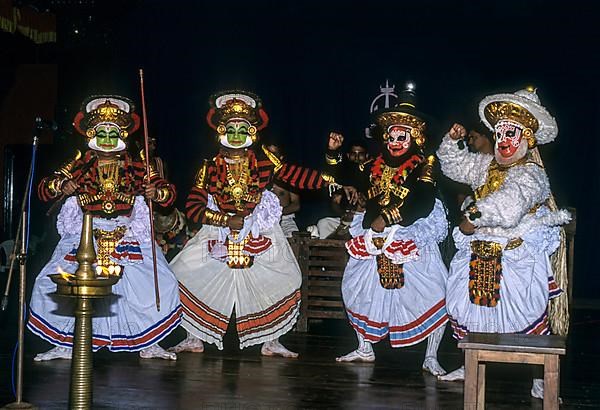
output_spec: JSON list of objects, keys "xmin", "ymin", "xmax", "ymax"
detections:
[{"xmin": 1, "ymin": 310, "xmax": 599, "ymax": 409}]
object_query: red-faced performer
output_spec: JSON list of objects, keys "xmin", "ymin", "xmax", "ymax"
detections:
[{"xmin": 326, "ymin": 84, "xmax": 449, "ymax": 375}]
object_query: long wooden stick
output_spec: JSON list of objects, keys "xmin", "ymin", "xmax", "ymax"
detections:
[{"xmin": 139, "ymin": 69, "xmax": 160, "ymax": 312}]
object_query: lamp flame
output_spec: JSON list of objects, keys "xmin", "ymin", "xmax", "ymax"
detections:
[{"xmin": 57, "ymin": 266, "xmax": 75, "ymax": 281}]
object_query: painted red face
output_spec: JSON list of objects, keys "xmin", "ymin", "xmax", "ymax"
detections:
[
  {"xmin": 494, "ymin": 120, "xmax": 524, "ymax": 159},
  {"xmin": 386, "ymin": 126, "xmax": 412, "ymax": 157}
]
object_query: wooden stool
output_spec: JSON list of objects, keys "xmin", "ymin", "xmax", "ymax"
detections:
[{"xmin": 458, "ymin": 332, "xmax": 566, "ymax": 410}]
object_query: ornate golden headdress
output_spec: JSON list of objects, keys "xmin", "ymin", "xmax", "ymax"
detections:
[
  {"xmin": 374, "ymin": 83, "xmax": 428, "ymax": 147},
  {"xmin": 483, "ymin": 100, "xmax": 539, "ymax": 132},
  {"xmin": 73, "ymin": 95, "xmax": 140, "ymax": 140},
  {"xmin": 206, "ymin": 91, "xmax": 269, "ymax": 139},
  {"xmin": 479, "ymin": 87, "xmax": 558, "ymax": 145}
]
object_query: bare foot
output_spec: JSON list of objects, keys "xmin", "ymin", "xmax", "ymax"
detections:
[
  {"xmin": 168, "ymin": 335, "xmax": 204, "ymax": 353},
  {"xmin": 33, "ymin": 346, "xmax": 72, "ymax": 362},
  {"xmin": 335, "ymin": 349, "xmax": 375, "ymax": 363},
  {"xmin": 139, "ymin": 344, "xmax": 177, "ymax": 360},
  {"xmin": 261, "ymin": 340, "xmax": 298, "ymax": 358},
  {"xmin": 422, "ymin": 356, "xmax": 446, "ymax": 376},
  {"xmin": 437, "ymin": 366, "xmax": 464, "ymax": 381}
]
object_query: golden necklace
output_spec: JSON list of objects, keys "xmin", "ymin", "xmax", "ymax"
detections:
[
  {"xmin": 225, "ymin": 157, "xmax": 250, "ymax": 210},
  {"xmin": 98, "ymin": 159, "xmax": 121, "ymax": 193}
]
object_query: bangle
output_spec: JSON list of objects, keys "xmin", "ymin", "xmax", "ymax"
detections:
[
  {"xmin": 382, "ymin": 206, "xmax": 402, "ymax": 225},
  {"xmin": 325, "ymin": 153, "xmax": 342, "ymax": 165},
  {"xmin": 204, "ymin": 209, "xmax": 230, "ymax": 227},
  {"xmin": 155, "ymin": 186, "xmax": 170, "ymax": 203},
  {"xmin": 48, "ymin": 176, "xmax": 66, "ymax": 197}
]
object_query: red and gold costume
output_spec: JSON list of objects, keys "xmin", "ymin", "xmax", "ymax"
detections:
[
  {"xmin": 28, "ymin": 95, "xmax": 182, "ymax": 360},
  {"xmin": 39, "ymin": 150, "xmax": 175, "ymax": 217},
  {"xmin": 170, "ymin": 91, "xmax": 334, "ymax": 353},
  {"xmin": 187, "ymin": 146, "xmax": 329, "ymax": 228}
]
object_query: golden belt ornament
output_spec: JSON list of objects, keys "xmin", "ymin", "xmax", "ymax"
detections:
[
  {"xmin": 372, "ymin": 237, "xmax": 404, "ymax": 289},
  {"xmin": 469, "ymin": 240, "xmax": 503, "ymax": 307},
  {"xmin": 93, "ymin": 226, "xmax": 126, "ymax": 274},
  {"xmin": 226, "ymin": 232, "xmax": 253, "ymax": 269}
]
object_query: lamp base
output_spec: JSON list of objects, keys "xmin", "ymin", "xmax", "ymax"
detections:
[{"xmin": 2, "ymin": 401, "xmax": 37, "ymax": 409}]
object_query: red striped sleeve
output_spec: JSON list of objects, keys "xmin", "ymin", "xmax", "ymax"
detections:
[
  {"xmin": 185, "ymin": 186, "xmax": 208, "ymax": 224},
  {"xmin": 150, "ymin": 174, "xmax": 177, "ymax": 208},
  {"xmin": 37, "ymin": 176, "xmax": 55, "ymax": 202},
  {"xmin": 276, "ymin": 164, "xmax": 328, "ymax": 190}
]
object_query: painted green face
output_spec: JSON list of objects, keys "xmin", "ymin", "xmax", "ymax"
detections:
[
  {"xmin": 225, "ymin": 120, "xmax": 250, "ymax": 147},
  {"xmin": 95, "ymin": 124, "xmax": 121, "ymax": 150}
]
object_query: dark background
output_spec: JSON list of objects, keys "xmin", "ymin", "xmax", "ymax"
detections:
[{"xmin": 1, "ymin": 0, "xmax": 598, "ymax": 302}]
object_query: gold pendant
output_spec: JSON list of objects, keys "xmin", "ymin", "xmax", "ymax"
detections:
[
  {"xmin": 231, "ymin": 185, "xmax": 244, "ymax": 200},
  {"xmin": 102, "ymin": 178, "xmax": 115, "ymax": 192}
]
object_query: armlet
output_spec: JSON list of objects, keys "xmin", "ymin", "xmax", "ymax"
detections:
[
  {"xmin": 194, "ymin": 160, "xmax": 210, "ymax": 189},
  {"xmin": 417, "ymin": 155, "xmax": 436, "ymax": 185},
  {"xmin": 261, "ymin": 145, "xmax": 283, "ymax": 172}
]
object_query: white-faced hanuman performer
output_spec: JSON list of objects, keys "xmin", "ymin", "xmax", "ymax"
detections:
[{"xmin": 436, "ymin": 88, "xmax": 570, "ymax": 399}]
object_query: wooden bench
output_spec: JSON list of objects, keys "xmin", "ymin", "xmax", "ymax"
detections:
[
  {"xmin": 288, "ymin": 232, "xmax": 348, "ymax": 332},
  {"xmin": 459, "ymin": 333, "xmax": 566, "ymax": 410}
]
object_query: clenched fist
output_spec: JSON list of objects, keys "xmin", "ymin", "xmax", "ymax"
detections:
[
  {"xmin": 328, "ymin": 132, "xmax": 344, "ymax": 151},
  {"xmin": 228, "ymin": 215, "xmax": 245, "ymax": 231},
  {"xmin": 61, "ymin": 180, "xmax": 78, "ymax": 196},
  {"xmin": 448, "ymin": 123, "xmax": 467, "ymax": 140}
]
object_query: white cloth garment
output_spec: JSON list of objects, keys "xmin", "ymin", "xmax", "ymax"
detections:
[
  {"xmin": 341, "ymin": 199, "xmax": 449, "ymax": 347},
  {"xmin": 28, "ymin": 196, "xmax": 182, "ymax": 352},
  {"xmin": 437, "ymin": 135, "xmax": 569, "ymax": 338},
  {"xmin": 280, "ymin": 213, "xmax": 299, "ymax": 238},
  {"xmin": 169, "ymin": 191, "xmax": 301, "ymax": 350}
]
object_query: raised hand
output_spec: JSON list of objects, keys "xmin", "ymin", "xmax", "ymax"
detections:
[
  {"xmin": 448, "ymin": 123, "xmax": 467, "ymax": 140},
  {"xmin": 328, "ymin": 132, "xmax": 344, "ymax": 151}
]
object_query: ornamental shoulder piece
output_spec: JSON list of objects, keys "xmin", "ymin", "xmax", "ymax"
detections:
[{"xmin": 194, "ymin": 160, "xmax": 210, "ymax": 189}]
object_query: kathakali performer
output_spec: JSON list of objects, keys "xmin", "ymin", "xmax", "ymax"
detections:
[
  {"xmin": 28, "ymin": 95, "xmax": 182, "ymax": 361},
  {"xmin": 169, "ymin": 90, "xmax": 339, "ymax": 357},
  {"xmin": 328, "ymin": 85, "xmax": 449, "ymax": 375},
  {"xmin": 436, "ymin": 88, "xmax": 570, "ymax": 398}
]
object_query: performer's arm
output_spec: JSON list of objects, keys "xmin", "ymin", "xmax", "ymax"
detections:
[
  {"xmin": 132, "ymin": 160, "xmax": 176, "ymax": 208},
  {"xmin": 465, "ymin": 163, "xmax": 550, "ymax": 229},
  {"xmin": 262, "ymin": 145, "xmax": 336, "ymax": 190},
  {"xmin": 185, "ymin": 160, "xmax": 234, "ymax": 229},
  {"xmin": 436, "ymin": 123, "xmax": 493, "ymax": 188},
  {"xmin": 147, "ymin": 173, "xmax": 176, "ymax": 208},
  {"xmin": 37, "ymin": 151, "xmax": 84, "ymax": 202},
  {"xmin": 283, "ymin": 190, "xmax": 301, "ymax": 215}
]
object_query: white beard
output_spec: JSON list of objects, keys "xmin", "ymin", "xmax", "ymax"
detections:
[
  {"xmin": 495, "ymin": 140, "xmax": 528, "ymax": 166},
  {"xmin": 219, "ymin": 135, "xmax": 253, "ymax": 149},
  {"xmin": 88, "ymin": 137, "xmax": 126, "ymax": 153}
]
